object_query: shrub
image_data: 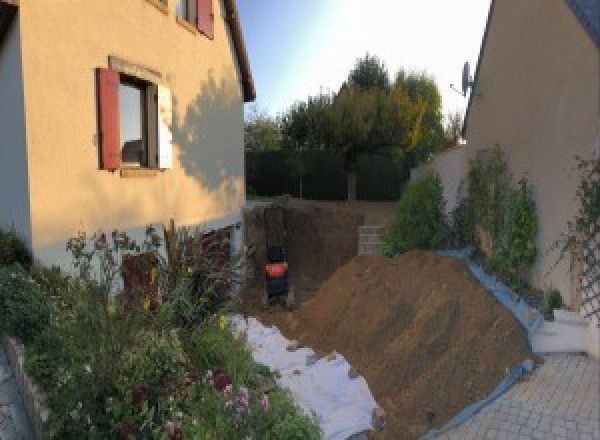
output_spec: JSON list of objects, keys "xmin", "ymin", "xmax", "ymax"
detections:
[
  {"xmin": 545, "ymin": 289, "xmax": 563, "ymax": 311},
  {"xmin": 115, "ymin": 329, "xmax": 190, "ymax": 398},
  {"xmin": 491, "ymin": 178, "xmax": 538, "ymax": 287},
  {"xmin": 0, "ymin": 228, "xmax": 32, "ymax": 268},
  {"xmin": 0, "ymin": 264, "xmax": 49, "ymax": 343},
  {"xmin": 383, "ymin": 173, "xmax": 448, "ymax": 255}
]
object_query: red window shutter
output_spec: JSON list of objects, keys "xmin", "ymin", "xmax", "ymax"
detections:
[
  {"xmin": 197, "ymin": 0, "xmax": 214, "ymax": 39},
  {"xmin": 96, "ymin": 68, "xmax": 120, "ymax": 170}
]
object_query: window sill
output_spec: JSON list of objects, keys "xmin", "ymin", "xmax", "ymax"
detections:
[
  {"xmin": 120, "ymin": 168, "xmax": 160, "ymax": 178},
  {"xmin": 176, "ymin": 16, "xmax": 197, "ymax": 35},
  {"xmin": 145, "ymin": 0, "xmax": 169, "ymax": 15}
]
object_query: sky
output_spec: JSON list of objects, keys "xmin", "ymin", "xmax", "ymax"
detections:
[{"xmin": 236, "ymin": 0, "xmax": 492, "ymax": 120}]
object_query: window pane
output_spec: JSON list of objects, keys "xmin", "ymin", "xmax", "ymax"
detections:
[
  {"xmin": 176, "ymin": 0, "xmax": 187, "ymax": 19},
  {"xmin": 119, "ymin": 82, "xmax": 145, "ymax": 166}
]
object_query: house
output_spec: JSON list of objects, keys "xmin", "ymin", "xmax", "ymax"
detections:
[
  {"xmin": 0, "ymin": 0, "xmax": 255, "ymax": 270},
  {"xmin": 415, "ymin": 1, "xmax": 598, "ymax": 317}
]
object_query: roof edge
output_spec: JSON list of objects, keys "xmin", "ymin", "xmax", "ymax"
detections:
[
  {"xmin": 0, "ymin": 1, "xmax": 18, "ymax": 46},
  {"xmin": 223, "ymin": 0, "xmax": 256, "ymax": 103},
  {"xmin": 462, "ymin": 0, "xmax": 496, "ymax": 139}
]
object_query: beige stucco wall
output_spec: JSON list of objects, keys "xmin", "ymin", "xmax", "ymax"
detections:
[
  {"xmin": 16, "ymin": 0, "xmax": 246, "ymax": 268},
  {"xmin": 464, "ymin": 0, "xmax": 599, "ymax": 306},
  {"xmin": 411, "ymin": 146, "xmax": 468, "ymax": 214},
  {"xmin": 0, "ymin": 16, "xmax": 32, "ymax": 247}
]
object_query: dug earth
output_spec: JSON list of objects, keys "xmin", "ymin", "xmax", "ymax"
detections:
[{"xmin": 243, "ymin": 250, "xmax": 534, "ymax": 439}]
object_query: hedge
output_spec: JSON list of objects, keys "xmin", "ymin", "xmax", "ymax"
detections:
[{"xmin": 246, "ymin": 150, "xmax": 410, "ymax": 201}]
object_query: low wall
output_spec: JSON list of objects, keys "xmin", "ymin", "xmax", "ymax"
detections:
[
  {"xmin": 2, "ymin": 335, "xmax": 47, "ymax": 440},
  {"xmin": 410, "ymin": 146, "xmax": 468, "ymax": 214}
]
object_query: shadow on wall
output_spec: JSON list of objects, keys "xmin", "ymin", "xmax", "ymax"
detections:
[
  {"xmin": 33, "ymin": 69, "xmax": 245, "ymax": 256},
  {"xmin": 173, "ymin": 69, "xmax": 243, "ymax": 194}
]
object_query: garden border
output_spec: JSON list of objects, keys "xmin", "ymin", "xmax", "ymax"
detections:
[{"xmin": 1, "ymin": 335, "xmax": 48, "ymax": 440}]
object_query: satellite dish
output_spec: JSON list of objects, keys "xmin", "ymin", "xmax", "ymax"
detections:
[
  {"xmin": 461, "ymin": 61, "xmax": 473, "ymax": 97},
  {"xmin": 450, "ymin": 61, "xmax": 478, "ymax": 98}
]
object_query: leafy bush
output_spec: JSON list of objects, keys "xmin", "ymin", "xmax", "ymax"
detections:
[
  {"xmin": 23, "ymin": 227, "xmax": 321, "ymax": 439},
  {"xmin": 383, "ymin": 173, "xmax": 448, "ymax": 255},
  {"xmin": 546, "ymin": 289, "xmax": 563, "ymax": 311},
  {"xmin": 491, "ymin": 178, "xmax": 538, "ymax": 287},
  {"xmin": 0, "ymin": 228, "xmax": 32, "ymax": 268},
  {"xmin": 115, "ymin": 329, "xmax": 190, "ymax": 397},
  {"xmin": 460, "ymin": 146, "xmax": 512, "ymax": 250},
  {"xmin": 456, "ymin": 147, "xmax": 539, "ymax": 290},
  {"xmin": 0, "ymin": 264, "xmax": 49, "ymax": 343},
  {"xmin": 549, "ymin": 157, "xmax": 599, "ymax": 299}
]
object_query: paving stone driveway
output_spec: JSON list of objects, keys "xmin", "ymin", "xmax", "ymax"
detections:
[
  {"xmin": 439, "ymin": 354, "xmax": 599, "ymax": 440},
  {"xmin": 0, "ymin": 345, "xmax": 32, "ymax": 440}
]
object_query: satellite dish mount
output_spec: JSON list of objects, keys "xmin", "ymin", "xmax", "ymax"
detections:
[{"xmin": 451, "ymin": 61, "xmax": 480, "ymax": 98}]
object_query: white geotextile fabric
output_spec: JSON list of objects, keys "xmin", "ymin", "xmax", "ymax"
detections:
[{"xmin": 229, "ymin": 315, "xmax": 378, "ymax": 440}]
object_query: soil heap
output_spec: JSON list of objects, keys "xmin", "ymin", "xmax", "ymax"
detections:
[
  {"xmin": 250, "ymin": 251, "xmax": 533, "ymax": 439},
  {"xmin": 244, "ymin": 198, "xmax": 365, "ymax": 292}
]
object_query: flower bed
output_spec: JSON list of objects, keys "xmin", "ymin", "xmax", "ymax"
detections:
[{"xmin": 0, "ymin": 227, "xmax": 321, "ymax": 439}]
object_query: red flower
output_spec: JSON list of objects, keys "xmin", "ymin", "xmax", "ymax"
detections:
[
  {"xmin": 119, "ymin": 417, "xmax": 134, "ymax": 439},
  {"xmin": 132, "ymin": 383, "xmax": 150, "ymax": 405},
  {"xmin": 213, "ymin": 369, "xmax": 232, "ymax": 391}
]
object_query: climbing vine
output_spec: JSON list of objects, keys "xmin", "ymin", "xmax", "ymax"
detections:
[
  {"xmin": 491, "ymin": 178, "xmax": 538, "ymax": 288},
  {"xmin": 454, "ymin": 146, "xmax": 538, "ymax": 289},
  {"xmin": 549, "ymin": 157, "xmax": 599, "ymax": 316}
]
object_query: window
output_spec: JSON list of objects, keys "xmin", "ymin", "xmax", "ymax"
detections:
[
  {"xmin": 119, "ymin": 78, "xmax": 148, "ymax": 167},
  {"xmin": 96, "ymin": 67, "xmax": 173, "ymax": 172},
  {"xmin": 176, "ymin": 0, "xmax": 196, "ymax": 24}
]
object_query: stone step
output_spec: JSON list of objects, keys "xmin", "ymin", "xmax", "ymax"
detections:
[
  {"xmin": 358, "ymin": 225, "xmax": 383, "ymax": 234},
  {"xmin": 531, "ymin": 320, "xmax": 588, "ymax": 354},
  {"xmin": 553, "ymin": 309, "xmax": 590, "ymax": 327}
]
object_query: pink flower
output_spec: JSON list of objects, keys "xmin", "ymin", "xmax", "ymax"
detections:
[
  {"xmin": 238, "ymin": 386, "xmax": 249, "ymax": 407},
  {"xmin": 224, "ymin": 384, "xmax": 233, "ymax": 395},
  {"xmin": 261, "ymin": 393, "xmax": 269, "ymax": 412}
]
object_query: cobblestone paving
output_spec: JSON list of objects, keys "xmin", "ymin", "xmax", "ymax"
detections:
[
  {"xmin": 0, "ymin": 345, "xmax": 32, "ymax": 440},
  {"xmin": 439, "ymin": 354, "xmax": 600, "ymax": 440}
]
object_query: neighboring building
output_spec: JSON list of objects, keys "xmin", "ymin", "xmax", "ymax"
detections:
[
  {"xmin": 0, "ymin": 0, "xmax": 255, "ymax": 270},
  {"xmin": 415, "ymin": 0, "xmax": 599, "ymax": 311}
]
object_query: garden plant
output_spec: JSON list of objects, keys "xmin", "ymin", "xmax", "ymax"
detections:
[{"xmin": 0, "ymin": 226, "xmax": 321, "ymax": 439}]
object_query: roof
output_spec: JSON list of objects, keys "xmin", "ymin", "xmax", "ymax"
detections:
[
  {"xmin": 0, "ymin": 0, "xmax": 255, "ymax": 103},
  {"xmin": 224, "ymin": 0, "xmax": 256, "ymax": 102},
  {"xmin": 462, "ymin": 0, "xmax": 598, "ymax": 137},
  {"xmin": 566, "ymin": 0, "xmax": 600, "ymax": 48}
]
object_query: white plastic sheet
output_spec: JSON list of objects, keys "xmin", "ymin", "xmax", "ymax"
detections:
[{"xmin": 229, "ymin": 315, "xmax": 378, "ymax": 440}]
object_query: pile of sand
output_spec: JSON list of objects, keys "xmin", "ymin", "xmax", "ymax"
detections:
[{"xmin": 249, "ymin": 251, "xmax": 533, "ymax": 439}]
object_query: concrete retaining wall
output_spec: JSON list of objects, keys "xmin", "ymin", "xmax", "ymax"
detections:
[
  {"xmin": 2, "ymin": 336, "xmax": 47, "ymax": 439},
  {"xmin": 358, "ymin": 225, "xmax": 383, "ymax": 256}
]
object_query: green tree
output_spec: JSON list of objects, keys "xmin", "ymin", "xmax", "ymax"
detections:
[
  {"xmin": 244, "ymin": 105, "xmax": 282, "ymax": 151},
  {"xmin": 394, "ymin": 70, "xmax": 444, "ymax": 161},
  {"xmin": 281, "ymin": 56, "xmax": 445, "ymax": 201},
  {"xmin": 348, "ymin": 53, "xmax": 389, "ymax": 91},
  {"xmin": 444, "ymin": 110, "xmax": 463, "ymax": 148}
]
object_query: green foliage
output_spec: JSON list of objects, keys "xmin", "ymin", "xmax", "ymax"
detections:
[
  {"xmin": 278, "ymin": 55, "xmax": 445, "ymax": 200},
  {"xmin": 22, "ymin": 227, "xmax": 320, "ymax": 439},
  {"xmin": 384, "ymin": 173, "xmax": 449, "ymax": 254},
  {"xmin": 0, "ymin": 264, "xmax": 49, "ymax": 343},
  {"xmin": 0, "ymin": 228, "xmax": 32, "ymax": 268},
  {"xmin": 491, "ymin": 178, "xmax": 538, "ymax": 287},
  {"xmin": 246, "ymin": 150, "xmax": 409, "ymax": 201},
  {"xmin": 244, "ymin": 105, "xmax": 283, "ymax": 151},
  {"xmin": 545, "ymin": 289, "xmax": 563, "ymax": 311},
  {"xmin": 348, "ymin": 53, "xmax": 390, "ymax": 90},
  {"xmin": 115, "ymin": 329, "xmax": 190, "ymax": 397},
  {"xmin": 393, "ymin": 70, "xmax": 444, "ymax": 158},
  {"xmin": 549, "ymin": 157, "xmax": 599, "ymax": 297},
  {"xmin": 444, "ymin": 111, "xmax": 463, "ymax": 147},
  {"xmin": 455, "ymin": 147, "xmax": 539, "ymax": 290},
  {"xmin": 464, "ymin": 147, "xmax": 512, "ymax": 249}
]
